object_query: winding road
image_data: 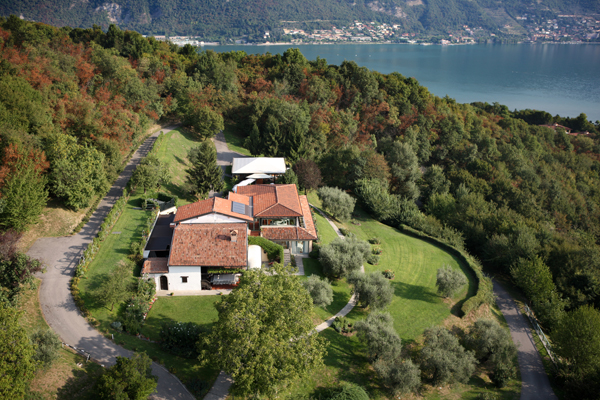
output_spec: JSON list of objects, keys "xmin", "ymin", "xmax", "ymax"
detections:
[{"xmin": 27, "ymin": 124, "xmax": 194, "ymax": 400}]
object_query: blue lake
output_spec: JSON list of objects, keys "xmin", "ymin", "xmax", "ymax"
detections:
[{"xmin": 207, "ymin": 43, "xmax": 600, "ymax": 121}]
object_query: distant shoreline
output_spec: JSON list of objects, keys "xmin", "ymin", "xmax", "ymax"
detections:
[{"xmin": 197, "ymin": 41, "xmax": 599, "ymax": 47}]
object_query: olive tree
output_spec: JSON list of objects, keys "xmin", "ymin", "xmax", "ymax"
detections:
[
  {"xmin": 302, "ymin": 275, "xmax": 333, "ymax": 308},
  {"xmin": 319, "ymin": 236, "xmax": 370, "ymax": 278},
  {"xmin": 421, "ymin": 327, "xmax": 477, "ymax": 385},
  {"xmin": 317, "ymin": 186, "xmax": 356, "ymax": 221},
  {"xmin": 348, "ymin": 271, "xmax": 393, "ymax": 310},
  {"xmin": 436, "ymin": 265, "xmax": 467, "ymax": 298}
]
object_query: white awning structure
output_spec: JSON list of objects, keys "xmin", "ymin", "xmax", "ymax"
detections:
[
  {"xmin": 246, "ymin": 173, "xmax": 273, "ymax": 179},
  {"xmin": 232, "ymin": 178, "xmax": 255, "ymax": 193},
  {"xmin": 248, "ymin": 245, "xmax": 263, "ymax": 269},
  {"xmin": 232, "ymin": 157, "xmax": 286, "ymax": 175}
]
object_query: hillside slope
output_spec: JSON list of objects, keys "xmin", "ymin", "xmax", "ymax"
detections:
[{"xmin": 2, "ymin": 0, "xmax": 599, "ymax": 40}]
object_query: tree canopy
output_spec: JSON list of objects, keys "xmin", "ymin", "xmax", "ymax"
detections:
[{"xmin": 199, "ymin": 264, "xmax": 326, "ymax": 396}]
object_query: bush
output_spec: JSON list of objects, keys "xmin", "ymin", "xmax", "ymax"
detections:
[
  {"xmin": 338, "ymin": 228, "xmax": 351, "ymax": 236},
  {"xmin": 332, "ymin": 316, "xmax": 353, "ymax": 334},
  {"xmin": 136, "ymin": 276, "xmax": 156, "ymax": 302},
  {"xmin": 348, "ymin": 271, "xmax": 393, "ymax": 310},
  {"xmin": 421, "ymin": 326, "xmax": 477, "ymax": 385},
  {"xmin": 317, "ymin": 186, "xmax": 356, "ymax": 221},
  {"xmin": 371, "ymin": 246, "xmax": 382, "ymax": 255},
  {"xmin": 382, "ymin": 269, "xmax": 395, "ymax": 279},
  {"xmin": 319, "ymin": 236, "xmax": 370, "ymax": 278},
  {"xmin": 303, "ymin": 275, "xmax": 333, "ymax": 308},
  {"xmin": 160, "ymin": 321, "xmax": 207, "ymax": 358},
  {"xmin": 329, "ymin": 382, "xmax": 369, "ymax": 400},
  {"xmin": 110, "ymin": 321, "xmax": 123, "ymax": 332},
  {"xmin": 30, "ymin": 329, "xmax": 61, "ymax": 369},
  {"xmin": 122, "ymin": 296, "xmax": 150, "ymax": 334},
  {"xmin": 368, "ymin": 237, "xmax": 381, "ymax": 244},
  {"xmin": 366, "ymin": 254, "xmax": 380, "ymax": 265},
  {"xmin": 248, "ymin": 236, "xmax": 284, "ymax": 262},
  {"xmin": 309, "ymin": 243, "xmax": 320, "ymax": 259},
  {"xmin": 436, "ymin": 264, "xmax": 467, "ymax": 298}
]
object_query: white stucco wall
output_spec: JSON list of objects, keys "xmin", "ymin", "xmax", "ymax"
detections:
[
  {"xmin": 180, "ymin": 214, "xmax": 247, "ymax": 224},
  {"xmin": 153, "ymin": 266, "xmax": 203, "ymax": 291}
]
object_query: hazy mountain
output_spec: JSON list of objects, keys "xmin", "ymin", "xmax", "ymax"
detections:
[{"xmin": 2, "ymin": 0, "xmax": 599, "ymax": 40}]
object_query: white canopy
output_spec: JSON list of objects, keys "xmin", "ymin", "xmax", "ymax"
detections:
[
  {"xmin": 248, "ymin": 245, "xmax": 263, "ymax": 269},
  {"xmin": 246, "ymin": 173, "xmax": 273, "ymax": 179},
  {"xmin": 232, "ymin": 157, "xmax": 286, "ymax": 175},
  {"xmin": 232, "ymin": 178, "xmax": 255, "ymax": 193}
]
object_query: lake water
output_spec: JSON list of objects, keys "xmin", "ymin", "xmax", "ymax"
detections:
[{"xmin": 207, "ymin": 43, "xmax": 600, "ymax": 121}]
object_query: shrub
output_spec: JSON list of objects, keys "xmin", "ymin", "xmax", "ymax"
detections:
[
  {"xmin": 160, "ymin": 321, "xmax": 207, "ymax": 358},
  {"xmin": 329, "ymin": 382, "xmax": 369, "ymax": 400},
  {"xmin": 436, "ymin": 265, "xmax": 467, "ymax": 298},
  {"xmin": 248, "ymin": 236, "xmax": 284, "ymax": 262},
  {"xmin": 319, "ymin": 236, "xmax": 370, "ymax": 278},
  {"xmin": 371, "ymin": 246, "xmax": 382, "ymax": 255},
  {"xmin": 338, "ymin": 228, "xmax": 351, "ymax": 236},
  {"xmin": 309, "ymin": 243, "xmax": 320, "ymax": 259},
  {"xmin": 317, "ymin": 186, "xmax": 356, "ymax": 221},
  {"xmin": 122, "ymin": 296, "xmax": 150, "ymax": 334},
  {"xmin": 348, "ymin": 271, "xmax": 393, "ymax": 310},
  {"xmin": 136, "ymin": 275, "xmax": 156, "ymax": 302},
  {"xmin": 332, "ymin": 316, "xmax": 353, "ymax": 334},
  {"xmin": 382, "ymin": 269, "xmax": 395, "ymax": 279},
  {"xmin": 302, "ymin": 275, "xmax": 333, "ymax": 308},
  {"xmin": 368, "ymin": 237, "xmax": 381, "ymax": 244},
  {"xmin": 421, "ymin": 326, "xmax": 477, "ymax": 385},
  {"xmin": 96, "ymin": 352, "xmax": 157, "ymax": 399},
  {"xmin": 366, "ymin": 254, "xmax": 380, "ymax": 265},
  {"xmin": 110, "ymin": 321, "xmax": 123, "ymax": 332},
  {"xmin": 30, "ymin": 329, "xmax": 61, "ymax": 369}
]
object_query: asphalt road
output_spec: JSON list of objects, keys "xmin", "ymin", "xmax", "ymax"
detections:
[
  {"xmin": 493, "ymin": 281, "xmax": 558, "ymax": 400},
  {"xmin": 27, "ymin": 124, "xmax": 195, "ymax": 400}
]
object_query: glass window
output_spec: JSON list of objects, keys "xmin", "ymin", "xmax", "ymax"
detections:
[{"xmin": 181, "ymin": 276, "xmax": 188, "ymax": 283}]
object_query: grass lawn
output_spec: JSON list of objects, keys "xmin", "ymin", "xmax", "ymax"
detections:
[
  {"xmin": 312, "ymin": 210, "xmax": 339, "ymax": 245},
  {"xmin": 141, "ymin": 296, "xmax": 221, "ymax": 341},
  {"xmin": 280, "ymin": 193, "xmax": 520, "ymax": 399},
  {"xmin": 153, "ymin": 127, "xmax": 203, "ymax": 205},
  {"xmin": 223, "ymin": 122, "xmax": 251, "ymax": 156}
]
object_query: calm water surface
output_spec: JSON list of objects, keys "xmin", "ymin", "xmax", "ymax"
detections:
[{"xmin": 207, "ymin": 43, "xmax": 600, "ymax": 121}]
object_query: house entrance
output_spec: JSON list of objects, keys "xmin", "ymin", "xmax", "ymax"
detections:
[{"xmin": 160, "ymin": 276, "xmax": 168, "ymax": 290}]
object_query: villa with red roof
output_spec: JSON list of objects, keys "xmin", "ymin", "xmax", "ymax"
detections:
[{"xmin": 141, "ymin": 183, "xmax": 317, "ymax": 292}]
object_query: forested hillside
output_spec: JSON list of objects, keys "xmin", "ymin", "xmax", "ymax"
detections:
[
  {"xmin": 1, "ymin": 0, "xmax": 599, "ymax": 41},
  {"xmin": 2, "ymin": 17, "xmax": 600, "ymax": 398}
]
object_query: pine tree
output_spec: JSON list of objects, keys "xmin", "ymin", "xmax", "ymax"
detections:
[{"xmin": 186, "ymin": 140, "xmax": 224, "ymax": 199}]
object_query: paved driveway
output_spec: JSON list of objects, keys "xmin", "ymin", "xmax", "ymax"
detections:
[
  {"xmin": 28, "ymin": 124, "xmax": 195, "ymax": 400},
  {"xmin": 493, "ymin": 281, "xmax": 558, "ymax": 400}
]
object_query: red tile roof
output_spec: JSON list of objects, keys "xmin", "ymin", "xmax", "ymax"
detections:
[
  {"xmin": 299, "ymin": 195, "xmax": 317, "ymax": 239},
  {"xmin": 174, "ymin": 197, "xmax": 253, "ymax": 223},
  {"xmin": 228, "ymin": 192, "xmax": 251, "ymax": 205},
  {"xmin": 261, "ymin": 226, "xmax": 317, "ymax": 241},
  {"xmin": 141, "ymin": 258, "xmax": 169, "ymax": 274},
  {"xmin": 260, "ymin": 195, "xmax": 317, "ymax": 240},
  {"xmin": 237, "ymin": 184, "xmax": 302, "ymax": 217},
  {"xmin": 169, "ymin": 223, "xmax": 248, "ymax": 267}
]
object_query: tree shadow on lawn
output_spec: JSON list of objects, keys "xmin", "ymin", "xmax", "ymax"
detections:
[
  {"xmin": 174, "ymin": 155, "xmax": 187, "ymax": 166},
  {"xmin": 392, "ymin": 280, "xmax": 440, "ymax": 304},
  {"xmin": 141, "ymin": 314, "xmax": 215, "ymax": 342},
  {"xmin": 56, "ymin": 361, "xmax": 104, "ymax": 400}
]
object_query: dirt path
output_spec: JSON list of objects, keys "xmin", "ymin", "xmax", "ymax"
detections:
[
  {"xmin": 27, "ymin": 124, "xmax": 195, "ymax": 400},
  {"xmin": 493, "ymin": 281, "xmax": 558, "ymax": 400}
]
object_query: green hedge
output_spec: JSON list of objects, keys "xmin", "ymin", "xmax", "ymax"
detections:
[
  {"xmin": 399, "ymin": 224, "xmax": 494, "ymax": 316},
  {"xmin": 248, "ymin": 236, "xmax": 284, "ymax": 263}
]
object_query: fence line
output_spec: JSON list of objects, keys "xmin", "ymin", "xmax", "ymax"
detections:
[{"xmin": 524, "ymin": 305, "xmax": 556, "ymax": 365}]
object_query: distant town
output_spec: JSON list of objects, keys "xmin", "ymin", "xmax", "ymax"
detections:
[{"xmin": 153, "ymin": 15, "xmax": 600, "ymax": 47}]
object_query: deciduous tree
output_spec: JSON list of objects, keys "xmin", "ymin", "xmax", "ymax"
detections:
[
  {"xmin": 199, "ymin": 264, "xmax": 326, "ymax": 397},
  {"xmin": 96, "ymin": 352, "xmax": 157, "ymax": 400},
  {"xmin": 293, "ymin": 158, "xmax": 322, "ymax": 194},
  {"xmin": 0, "ymin": 303, "xmax": 37, "ymax": 398},
  {"xmin": 96, "ymin": 260, "xmax": 132, "ymax": 311}
]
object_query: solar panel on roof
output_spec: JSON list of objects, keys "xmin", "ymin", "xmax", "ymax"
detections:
[{"xmin": 232, "ymin": 201, "xmax": 246, "ymax": 215}]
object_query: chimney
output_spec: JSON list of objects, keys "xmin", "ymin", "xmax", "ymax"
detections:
[{"xmin": 230, "ymin": 229, "xmax": 238, "ymax": 242}]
